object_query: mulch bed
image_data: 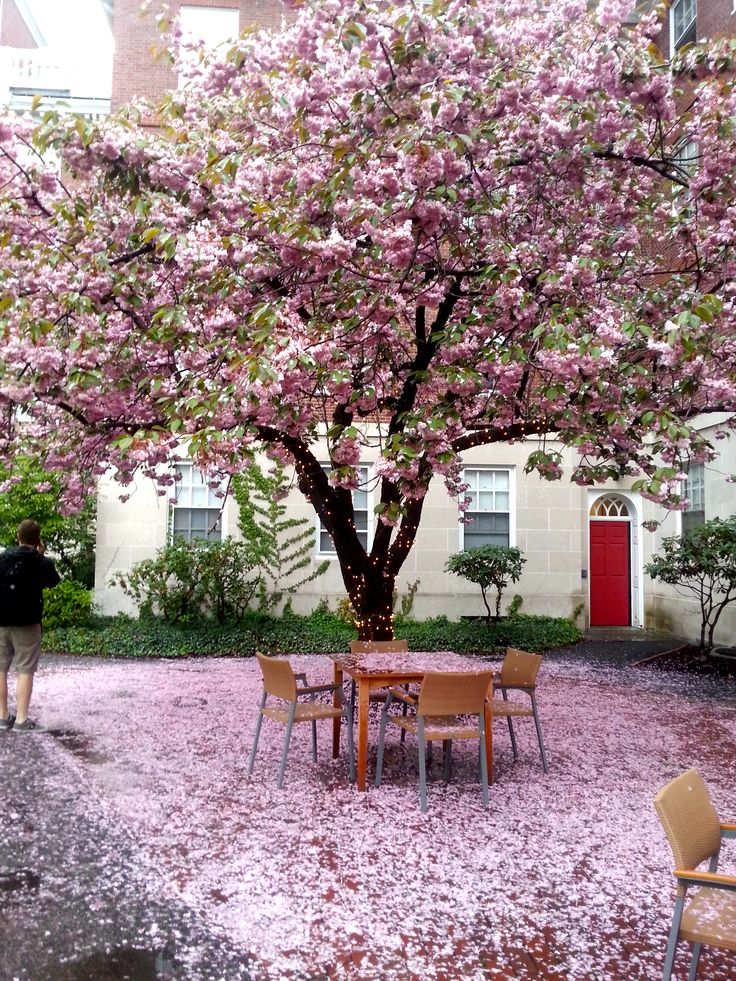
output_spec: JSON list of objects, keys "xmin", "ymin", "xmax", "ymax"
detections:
[{"xmin": 634, "ymin": 644, "xmax": 736, "ymax": 679}]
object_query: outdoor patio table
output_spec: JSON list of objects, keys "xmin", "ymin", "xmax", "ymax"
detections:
[{"xmin": 330, "ymin": 650, "xmax": 493, "ymax": 792}]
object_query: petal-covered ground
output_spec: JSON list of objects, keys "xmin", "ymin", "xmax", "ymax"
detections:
[{"xmin": 14, "ymin": 653, "xmax": 736, "ymax": 978}]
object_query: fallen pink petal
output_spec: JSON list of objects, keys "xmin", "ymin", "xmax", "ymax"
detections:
[{"xmin": 0, "ymin": 651, "xmax": 731, "ymax": 979}]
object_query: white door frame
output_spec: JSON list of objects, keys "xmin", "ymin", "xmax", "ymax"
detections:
[{"xmin": 587, "ymin": 490, "xmax": 644, "ymax": 628}]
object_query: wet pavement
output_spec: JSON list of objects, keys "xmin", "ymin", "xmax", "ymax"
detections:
[{"xmin": 0, "ymin": 689, "xmax": 254, "ymax": 981}]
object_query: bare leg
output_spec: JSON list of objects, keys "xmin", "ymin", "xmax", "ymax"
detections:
[
  {"xmin": 15, "ymin": 673, "xmax": 34, "ymax": 725},
  {"xmin": 0, "ymin": 672, "xmax": 8, "ymax": 719}
]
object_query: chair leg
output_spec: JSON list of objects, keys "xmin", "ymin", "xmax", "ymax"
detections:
[
  {"xmin": 345, "ymin": 701, "xmax": 356, "ymax": 784},
  {"xmin": 401, "ymin": 698, "xmax": 408, "ymax": 744},
  {"xmin": 311, "ymin": 719, "xmax": 318, "ymax": 762},
  {"xmin": 530, "ymin": 692, "xmax": 548, "ymax": 773},
  {"xmin": 506, "ymin": 716, "xmax": 518, "ymax": 760},
  {"xmin": 501, "ymin": 688, "xmax": 518, "ymax": 760},
  {"xmin": 247, "ymin": 691, "xmax": 267, "ymax": 776},
  {"xmin": 277, "ymin": 704, "xmax": 297, "ymax": 789},
  {"xmin": 662, "ymin": 896, "xmax": 686, "ymax": 981},
  {"xmin": 417, "ymin": 717, "xmax": 428, "ymax": 813},
  {"xmin": 443, "ymin": 740, "xmax": 452, "ymax": 783},
  {"xmin": 375, "ymin": 695, "xmax": 392, "ymax": 787},
  {"xmin": 687, "ymin": 944, "xmax": 701, "ymax": 981},
  {"xmin": 478, "ymin": 716, "xmax": 489, "ymax": 808}
]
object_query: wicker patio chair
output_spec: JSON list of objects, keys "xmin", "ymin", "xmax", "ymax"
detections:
[
  {"xmin": 489, "ymin": 647, "xmax": 548, "ymax": 773},
  {"xmin": 374, "ymin": 670, "xmax": 493, "ymax": 812},
  {"xmin": 654, "ymin": 768, "xmax": 736, "ymax": 980},
  {"xmin": 248, "ymin": 652, "xmax": 354, "ymax": 788}
]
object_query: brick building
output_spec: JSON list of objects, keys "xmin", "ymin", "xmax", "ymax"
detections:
[
  {"xmin": 110, "ymin": 0, "xmax": 291, "ymax": 112},
  {"xmin": 653, "ymin": 0, "xmax": 736, "ymax": 53}
]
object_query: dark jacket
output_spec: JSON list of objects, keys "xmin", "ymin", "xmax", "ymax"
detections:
[{"xmin": 0, "ymin": 546, "xmax": 61, "ymax": 627}]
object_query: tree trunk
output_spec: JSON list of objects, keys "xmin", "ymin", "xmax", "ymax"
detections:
[{"xmin": 351, "ymin": 570, "xmax": 396, "ymax": 641}]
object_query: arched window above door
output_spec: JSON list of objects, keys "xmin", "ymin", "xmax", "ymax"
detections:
[{"xmin": 590, "ymin": 496, "xmax": 630, "ymax": 518}]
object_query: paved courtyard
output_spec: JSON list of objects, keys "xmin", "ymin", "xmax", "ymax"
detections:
[{"xmin": 1, "ymin": 646, "xmax": 735, "ymax": 980}]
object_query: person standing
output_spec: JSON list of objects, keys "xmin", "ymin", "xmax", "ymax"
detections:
[{"xmin": 0, "ymin": 519, "xmax": 61, "ymax": 732}]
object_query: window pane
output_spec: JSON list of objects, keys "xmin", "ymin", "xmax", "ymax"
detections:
[
  {"xmin": 478, "ymin": 471, "xmax": 494, "ymax": 490},
  {"xmin": 494, "ymin": 471, "xmax": 509, "ymax": 490},
  {"xmin": 191, "ymin": 486, "xmax": 207, "ymax": 507},
  {"xmin": 318, "ymin": 464, "xmax": 370, "ymax": 552},
  {"xmin": 495, "ymin": 492, "xmax": 510, "ymax": 510}
]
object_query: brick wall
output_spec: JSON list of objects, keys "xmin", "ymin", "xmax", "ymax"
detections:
[
  {"xmin": 0, "ymin": 0, "xmax": 39, "ymax": 48},
  {"xmin": 653, "ymin": 0, "xmax": 736, "ymax": 55},
  {"xmin": 111, "ymin": 0, "xmax": 293, "ymax": 111}
]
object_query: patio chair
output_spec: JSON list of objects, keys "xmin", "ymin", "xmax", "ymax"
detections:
[
  {"xmin": 248, "ymin": 652, "xmax": 354, "ymax": 788},
  {"xmin": 654, "ymin": 768, "xmax": 736, "ymax": 980},
  {"xmin": 489, "ymin": 647, "xmax": 548, "ymax": 773},
  {"xmin": 374, "ymin": 670, "xmax": 493, "ymax": 812}
]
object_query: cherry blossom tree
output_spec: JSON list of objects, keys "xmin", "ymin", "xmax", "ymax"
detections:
[{"xmin": 0, "ymin": 0, "xmax": 735, "ymax": 637}]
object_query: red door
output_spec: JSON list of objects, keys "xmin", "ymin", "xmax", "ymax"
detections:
[{"xmin": 590, "ymin": 521, "xmax": 630, "ymax": 626}]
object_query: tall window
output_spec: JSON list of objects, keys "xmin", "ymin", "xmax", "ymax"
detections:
[
  {"xmin": 179, "ymin": 6, "xmax": 240, "ymax": 86},
  {"xmin": 461, "ymin": 468, "xmax": 513, "ymax": 549},
  {"xmin": 318, "ymin": 466, "xmax": 370, "ymax": 554},
  {"xmin": 671, "ymin": 0, "xmax": 696, "ymax": 53},
  {"xmin": 682, "ymin": 463, "xmax": 705, "ymax": 535},
  {"xmin": 171, "ymin": 463, "xmax": 223, "ymax": 541}
]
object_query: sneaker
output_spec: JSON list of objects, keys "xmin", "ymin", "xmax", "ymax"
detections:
[
  {"xmin": 0, "ymin": 715, "xmax": 15, "ymax": 731},
  {"xmin": 12, "ymin": 719, "xmax": 44, "ymax": 734}
]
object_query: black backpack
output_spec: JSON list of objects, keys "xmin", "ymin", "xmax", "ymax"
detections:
[{"xmin": 0, "ymin": 549, "xmax": 43, "ymax": 623}]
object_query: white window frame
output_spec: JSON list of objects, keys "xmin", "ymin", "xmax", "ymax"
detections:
[
  {"xmin": 459, "ymin": 467, "xmax": 516, "ymax": 551},
  {"xmin": 674, "ymin": 139, "xmax": 699, "ymax": 176},
  {"xmin": 682, "ymin": 462, "xmax": 705, "ymax": 535},
  {"xmin": 170, "ymin": 462, "xmax": 225, "ymax": 542},
  {"xmin": 670, "ymin": 0, "xmax": 697, "ymax": 55},
  {"xmin": 317, "ymin": 465, "xmax": 372, "ymax": 557}
]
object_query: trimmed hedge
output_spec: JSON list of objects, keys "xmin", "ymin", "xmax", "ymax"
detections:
[{"xmin": 43, "ymin": 609, "xmax": 581, "ymax": 659}]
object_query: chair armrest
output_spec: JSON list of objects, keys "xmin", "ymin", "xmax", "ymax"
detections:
[
  {"xmin": 297, "ymin": 683, "xmax": 340, "ymax": 696},
  {"xmin": 386, "ymin": 687, "xmax": 417, "ymax": 706},
  {"xmin": 720, "ymin": 822, "xmax": 736, "ymax": 839},
  {"xmin": 674, "ymin": 869, "xmax": 736, "ymax": 892}
]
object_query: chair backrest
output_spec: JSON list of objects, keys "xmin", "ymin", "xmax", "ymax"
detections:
[
  {"xmin": 654, "ymin": 768, "xmax": 722, "ymax": 870},
  {"xmin": 499, "ymin": 648, "xmax": 542, "ymax": 687},
  {"xmin": 418, "ymin": 671, "xmax": 493, "ymax": 717},
  {"xmin": 256, "ymin": 652, "xmax": 296, "ymax": 702},
  {"xmin": 350, "ymin": 640, "xmax": 409, "ymax": 654}
]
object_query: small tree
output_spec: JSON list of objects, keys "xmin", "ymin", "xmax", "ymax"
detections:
[
  {"xmin": 645, "ymin": 517, "xmax": 736, "ymax": 653},
  {"xmin": 446, "ymin": 546, "xmax": 526, "ymax": 627},
  {"xmin": 232, "ymin": 463, "xmax": 328, "ymax": 611},
  {"xmin": 0, "ymin": 457, "xmax": 96, "ymax": 585}
]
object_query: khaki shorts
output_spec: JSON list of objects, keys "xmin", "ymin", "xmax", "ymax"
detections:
[{"xmin": 0, "ymin": 624, "xmax": 43, "ymax": 675}]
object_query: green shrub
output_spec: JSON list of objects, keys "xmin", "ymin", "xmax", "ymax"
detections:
[
  {"xmin": 110, "ymin": 538, "xmax": 261, "ymax": 624},
  {"xmin": 43, "ymin": 580, "xmax": 93, "ymax": 629},
  {"xmin": 445, "ymin": 546, "xmax": 526, "ymax": 624}
]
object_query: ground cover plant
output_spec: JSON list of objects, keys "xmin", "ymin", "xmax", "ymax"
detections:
[
  {"xmin": 24, "ymin": 652, "xmax": 736, "ymax": 979},
  {"xmin": 42, "ymin": 608, "xmax": 582, "ymax": 658},
  {"xmin": 1, "ymin": 0, "xmax": 736, "ymax": 637}
]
